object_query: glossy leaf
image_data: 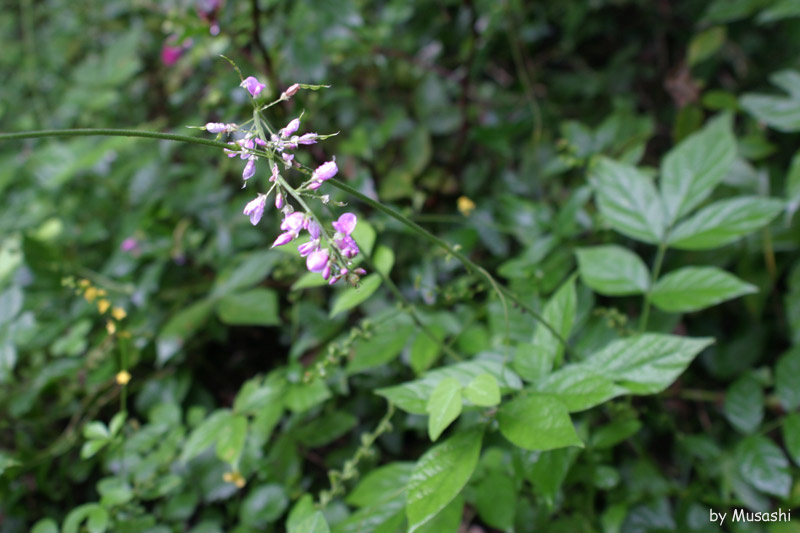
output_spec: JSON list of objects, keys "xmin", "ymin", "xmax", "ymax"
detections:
[
  {"xmin": 723, "ymin": 374, "xmax": 764, "ymax": 434},
  {"xmin": 660, "ymin": 113, "xmax": 736, "ymax": 223},
  {"xmin": 463, "ymin": 373, "xmax": 501, "ymax": 407},
  {"xmin": 575, "ymin": 245, "xmax": 650, "ymax": 296},
  {"xmin": 735, "ymin": 435, "xmax": 792, "ymax": 498},
  {"xmin": 776, "ymin": 347, "xmax": 800, "ymax": 411},
  {"xmin": 668, "ymin": 197, "xmax": 784, "ymax": 250},
  {"xmin": 405, "ymin": 428, "xmax": 483, "ymax": 532},
  {"xmin": 651, "ymin": 267, "xmax": 757, "ymax": 312},
  {"xmin": 497, "ymin": 394, "xmax": 583, "ymax": 451},
  {"xmin": 590, "ymin": 156, "xmax": 665, "ymax": 244},
  {"xmin": 426, "ymin": 377, "xmax": 463, "ymax": 441},
  {"xmin": 216, "ymin": 288, "xmax": 280, "ymax": 326}
]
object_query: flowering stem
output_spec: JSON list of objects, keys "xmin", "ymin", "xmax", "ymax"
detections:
[{"xmin": 0, "ymin": 128, "xmax": 573, "ymax": 355}]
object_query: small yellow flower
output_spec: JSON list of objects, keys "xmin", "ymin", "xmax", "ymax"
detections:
[
  {"xmin": 111, "ymin": 307, "xmax": 127, "ymax": 320},
  {"xmin": 106, "ymin": 320, "xmax": 116, "ymax": 335},
  {"xmin": 116, "ymin": 370, "xmax": 131, "ymax": 385},
  {"xmin": 78, "ymin": 279, "xmax": 90, "ymax": 288},
  {"xmin": 84, "ymin": 287, "xmax": 98, "ymax": 302},
  {"xmin": 97, "ymin": 299, "xmax": 111, "ymax": 314},
  {"xmin": 457, "ymin": 196, "xmax": 476, "ymax": 216},
  {"xmin": 96, "ymin": 289, "xmax": 107, "ymax": 297},
  {"xmin": 222, "ymin": 471, "xmax": 246, "ymax": 488}
]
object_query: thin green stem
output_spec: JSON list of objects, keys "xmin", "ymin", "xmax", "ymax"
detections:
[
  {"xmin": 0, "ymin": 127, "xmax": 572, "ymax": 354},
  {"xmin": 640, "ymin": 243, "xmax": 667, "ymax": 333}
]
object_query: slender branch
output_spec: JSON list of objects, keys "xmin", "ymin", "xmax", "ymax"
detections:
[{"xmin": 0, "ymin": 127, "xmax": 572, "ymax": 354}]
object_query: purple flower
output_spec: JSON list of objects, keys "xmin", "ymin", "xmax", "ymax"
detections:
[
  {"xmin": 280, "ymin": 118, "xmax": 300, "ymax": 138},
  {"xmin": 281, "ymin": 83, "xmax": 300, "ymax": 100},
  {"xmin": 337, "ymin": 236, "xmax": 360, "ymax": 259},
  {"xmin": 120, "ymin": 237, "xmax": 138, "ymax": 252},
  {"xmin": 243, "ymin": 158, "xmax": 256, "ymax": 180},
  {"xmin": 306, "ymin": 249, "xmax": 329, "ymax": 273},
  {"xmin": 224, "ymin": 142, "xmax": 238, "ymax": 158},
  {"xmin": 313, "ymin": 161, "xmax": 338, "ymax": 181},
  {"xmin": 241, "ymin": 76, "xmax": 266, "ymax": 98},
  {"xmin": 282, "ymin": 152, "xmax": 294, "ymax": 165},
  {"xmin": 243, "ymin": 195, "xmax": 267, "ymax": 225},
  {"xmin": 332, "ymin": 213, "xmax": 357, "ymax": 235},
  {"xmin": 296, "ymin": 133, "xmax": 318, "ymax": 145},
  {"xmin": 272, "ymin": 212, "xmax": 306, "ymax": 247},
  {"xmin": 205, "ymin": 122, "xmax": 225, "ymax": 133},
  {"xmin": 270, "ymin": 163, "xmax": 280, "ymax": 183},
  {"xmin": 275, "ymin": 192, "xmax": 284, "ymax": 209},
  {"xmin": 297, "ymin": 222, "xmax": 322, "ymax": 257}
]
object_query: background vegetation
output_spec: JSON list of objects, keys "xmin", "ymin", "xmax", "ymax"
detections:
[{"xmin": 2, "ymin": 0, "xmax": 800, "ymax": 531}]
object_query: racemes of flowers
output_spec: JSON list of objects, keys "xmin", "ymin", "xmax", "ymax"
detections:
[{"xmin": 201, "ymin": 73, "xmax": 365, "ymax": 286}]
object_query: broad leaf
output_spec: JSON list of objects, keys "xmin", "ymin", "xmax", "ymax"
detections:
[
  {"xmin": 463, "ymin": 373, "xmax": 501, "ymax": 407},
  {"xmin": 735, "ymin": 435, "xmax": 792, "ymax": 498},
  {"xmin": 660, "ymin": 113, "xmax": 736, "ymax": 223},
  {"xmin": 775, "ymin": 347, "xmax": 800, "ymax": 411},
  {"xmin": 426, "ymin": 378, "xmax": 463, "ymax": 441},
  {"xmin": 783, "ymin": 413, "xmax": 800, "ymax": 467},
  {"xmin": 668, "ymin": 197, "xmax": 784, "ymax": 250},
  {"xmin": 180, "ymin": 409, "xmax": 230, "ymax": 463},
  {"xmin": 406, "ymin": 428, "xmax": 483, "ymax": 532},
  {"xmin": 156, "ymin": 299, "xmax": 214, "ymax": 366},
  {"xmin": 651, "ymin": 267, "xmax": 757, "ymax": 313},
  {"xmin": 585, "ymin": 334, "xmax": 713, "ymax": 394},
  {"xmin": 575, "ymin": 245, "xmax": 650, "ymax": 296},
  {"xmin": 590, "ymin": 156, "xmax": 665, "ymax": 244},
  {"xmin": 497, "ymin": 395, "xmax": 583, "ymax": 451},
  {"xmin": 347, "ymin": 462, "xmax": 414, "ymax": 508},
  {"xmin": 475, "ymin": 472, "xmax": 516, "ymax": 531},
  {"xmin": 536, "ymin": 365, "xmax": 626, "ymax": 412}
]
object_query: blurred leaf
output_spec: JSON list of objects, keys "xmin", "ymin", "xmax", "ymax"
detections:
[
  {"xmin": 463, "ymin": 373, "xmax": 501, "ymax": 407},
  {"xmin": 688, "ymin": 27, "xmax": 726, "ymax": 66},
  {"xmin": 736, "ymin": 435, "xmax": 792, "ymax": 498},
  {"xmin": 590, "ymin": 156, "xmax": 665, "ymax": 244},
  {"xmin": 498, "ymin": 394, "xmax": 583, "ymax": 451},
  {"xmin": 724, "ymin": 374, "xmax": 764, "ymax": 434},
  {"xmin": 758, "ymin": 0, "xmax": 800, "ymax": 22},
  {"xmin": 347, "ymin": 315, "xmax": 414, "ymax": 374},
  {"xmin": 536, "ymin": 365, "xmax": 625, "ymax": 412},
  {"xmin": 741, "ymin": 71, "xmax": 800, "ymax": 132},
  {"xmin": 157, "ymin": 299, "xmax": 214, "ymax": 366},
  {"xmin": 426, "ymin": 377, "xmax": 463, "ymax": 441},
  {"xmin": 180, "ymin": 409, "xmax": 230, "ymax": 463},
  {"xmin": 591, "ymin": 419, "xmax": 643, "ymax": 449},
  {"xmin": 240, "ymin": 484, "xmax": 289, "ymax": 526},
  {"xmin": 476, "ymin": 472, "xmax": 516, "ymax": 531},
  {"xmin": 409, "ymin": 325, "xmax": 447, "ymax": 375},
  {"xmin": 668, "ymin": 197, "xmax": 784, "ymax": 250},
  {"xmin": 660, "ymin": 113, "xmax": 736, "ymax": 224},
  {"xmin": 295, "ymin": 411, "xmax": 357, "ymax": 448},
  {"xmin": 290, "ymin": 511, "xmax": 330, "ymax": 533},
  {"xmin": 783, "ymin": 413, "xmax": 800, "ymax": 467},
  {"xmin": 216, "ymin": 414, "xmax": 247, "ymax": 464},
  {"xmin": 329, "ymin": 246, "xmax": 394, "ymax": 317},
  {"xmin": 406, "ymin": 428, "xmax": 483, "ymax": 532},
  {"xmin": 346, "ymin": 462, "xmax": 414, "ymax": 508},
  {"xmin": 216, "ymin": 288, "xmax": 279, "ymax": 326},
  {"xmin": 651, "ymin": 266, "xmax": 757, "ymax": 313},
  {"xmin": 211, "ymin": 250, "xmax": 279, "ymax": 298},
  {"xmin": 776, "ymin": 347, "xmax": 800, "ymax": 411}
]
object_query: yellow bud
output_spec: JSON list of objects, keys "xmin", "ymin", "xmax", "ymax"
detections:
[
  {"xmin": 116, "ymin": 370, "xmax": 131, "ymax": 385},
  {"xmin": 111, "ymin": 307, "xmax": 127, "ymax": 320},
  {"xmin": 457, "ymin": 196, "xmax": 476, "ymax": 216},
  {"xmin": 106, "ymin": 321, "xmax": 116, "ymax": 335},
  {"xmin": 78, "ymin": 279, "xmax": 90, "ymax": 288},
  {"xmin": 96, "ymin": 289, "xmax": 107, "ymax": 297},
  {"xmin": 97, "ymin": 299, "xmax": 111, "ymax": 314},
  {"xmin": 222, "ymin": 472, "xmax": 234, "ymax": 483},
  {"xmin": 84, "ymin": 287, "xmax": 98, "ymax": 302},
  {"xmin": 235, "ymin": 477, "xmax": 246, "ymax": 489}
]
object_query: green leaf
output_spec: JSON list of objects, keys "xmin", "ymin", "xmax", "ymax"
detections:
[
  {"xmin": 536, "ymin": 365, "xmax": 626, "ymax": 412},
  {"xmin": 284, "ymin": 380, "xmax": 331, "ymax": 413},
  {"xmin": 31, "ymin": 519, "xmax": 59, "ymax": 533},
  {"xmin": 758, "ymin": 1, "xmax": 800, "ymax": 24},
  {"xmin": 0, "ymin": 452, "xmax": 21, "ymax": 476},
  {"xmin": 290, "ymin": 511, "xmax": 330, "ymax": 533},
  {"xmin": 776, "ymin": 347, "xmax": 800, "ymax": 411},
  {"xmin": 475, "ymin": 472, "xmax": 516, "ymax": 531},
  {"xmin": 782, "ymin": 413, "xmax": 800, "ymax": 467},
  {"xmin": 406, "ymin": 428, "xmax": 483, "ymax": 533},
  {"xmin": 651, "ymin": 266, "xmax": 757, "ymax": 313},
  {"xmin": 463, "ymin": 374, "xmax": 501, "ymax": 407},
  {"xmin": 735, "ymin": 435, "xmax": 792, "ymax": 498},
  {"xmin": 660, "ymin": 113, "xmax": 736, "ymax": 224},
  {"xmin": 329, "ymin": 246, "xmax": 395, "ymax": 317},
  {"xmin": 97, "ymin": 477, "xmax": 133, "ymax": 506},
  {"xmin": 724, "ymin": 374, "xmax": 764, "ymax": 434},
  {"xmin": 591, "ymin": 419, "xmax": 643, "ymax": 449},
  {"xmin": 575, "ymin": 245, "xmax": 650, "ymax": 296},
  {"xmin": 687, "ymin": 26, "xmax": 726, "ymax": 66},
  {"xmin": 63, "ymin": 504, "xmax": 104, "ymax": 533},
  {"xmin": 83, "ymin": 421, "xmax": 110, "ymax": 441},
  {"xmin": 585, "ymin": 334, "xmax": 714, "ymax": 394},
  {"xmin": 347, "ymin": 462, "xmax": 414, "ymax": 508},
  {"xmin": 376, "ymin": 358, "xmax": 522, "ymax": 415},
  {"xmin": 590, "ymin": 156, "xmax": 665, "ymax": 244},
  {"xmin": 233, "ymin": 374, "xmax": 285, "ymax": 415},
  {"xmin": 211, "ymin": 250, "xmax": 279, "ymax": 298},
  {"xmin": 157, "ymin": 299, "xmax": 214, "ymax": 366},
  {"xmin": 786, "ymin": 150, "xmax": 800, "ymax": 222},
  {"xmin": 514, "ymin": 277, "xmax": 576, "ymax": 379},
  {"xmin": 426, "ymin": 377, "xmax": 463, "ymax": 441},
  {"xmin": 216, "ymin": 288, "xmax": 279, "ymax": 326},
  {"xmin": 741, "ymin": 70, "xmax": 800, "ymax": 132},
  {"xmin": 80, "ymin": 439, "xmax": 108, "ymax": 460},
  {"xmin": 525, "ymin": 448, "xmax": 581, "ymax": 505},
  {"xmin": 409, "ymin": 325, "xmax": 447, "ymax": 375},
  {"xmin": 498, "ymin": 394, "xmax": 583, "ymax": 451},
  {"xmin": 180, "ymin": 409, "xmax": 230, "ymax": 463},
  {"xmin": 240, "ymin": 484, "xmax": 289, "ymax": 525},
  {"xmin": 668, "ymin": 197, "xmax": 785, "ymax": 250},
  {"xmin": 295, "ymin": 411, "xmax": 357, "ymax": 448},
  {"xmin": 414, "ymin": 495, "xmax": 463, "ymax": 533},
  {"xmin": 216, "ymin": 414, "xmax": 247, "ymax": 464},
  {"xmin": 86, "ymin": 506, "xmax": 109, "ymax": 533},
  {"xmin": 347, "ymin": 316, "xmax": 415, "ymax": 374}
]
